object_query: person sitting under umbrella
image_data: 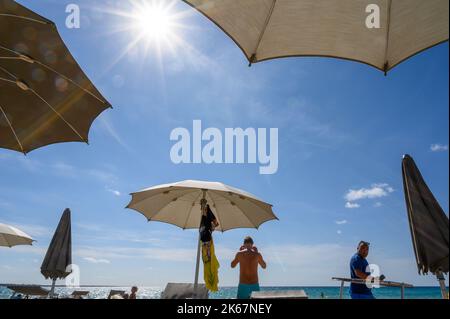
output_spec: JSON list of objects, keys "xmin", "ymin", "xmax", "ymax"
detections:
[
  {"xmin": 129, "ymin": 286, "xmax": 138, "ymax": 299},
  {"xmin": 199, "ymin": 201, "xmax": 219, "ymax": 262}
]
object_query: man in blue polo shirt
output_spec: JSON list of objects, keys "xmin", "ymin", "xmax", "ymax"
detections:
[{"xmin": 349, "ymin": 241, "xmax": 384, "ymax": 299}]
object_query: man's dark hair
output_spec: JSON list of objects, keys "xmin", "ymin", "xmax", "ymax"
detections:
[
  {"xmin": 357, "ymin": 240, "xmax": 370, "ymax": 248},
  {"xmin": 243, "ymin": 236, "xmax": 254, "ymax": 245}
]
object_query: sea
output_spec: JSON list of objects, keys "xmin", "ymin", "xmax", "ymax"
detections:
[{"xmin": 0, "ymin": 285, "xmax": 446, "ymax": 299}]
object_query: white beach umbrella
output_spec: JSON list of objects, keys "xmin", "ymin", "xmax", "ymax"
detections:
[
  {"xmin": 0, "ymin": 223, "xmax": 34, "ymax": 247},
  {"xmin": 127, "ymin": 180, "xmax": 277, "ymax": 231},
  {"xmin": 126, "ymin": 180, "xmax": 278, "ymax": 296},
  {"xmin": 183, "ymin": 0, "xmax": 449, "ymax": 74}
]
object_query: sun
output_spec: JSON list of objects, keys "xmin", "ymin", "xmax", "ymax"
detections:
[
  {"xmin": 134, "ymin": 3, "xmax": 175, "ymax": 41},
  {"xmin": 89, "ymin": 0, "xmax": 194, "ymax": 73}
]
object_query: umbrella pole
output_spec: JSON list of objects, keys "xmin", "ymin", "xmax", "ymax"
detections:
[
  {"xmin": 194, "ymin": 191, "xmax": 207, "ymax": 299},
  {"xmin": 193, "ymin": 232, "xmax": 201, "ymax": 299},
  {"xmin": 49, "ymin": 278, "xmax": 56, "ymax": 299},
  {"xmin": 436, "ymin": 271, "xmax": 448, "ymax": 299}
]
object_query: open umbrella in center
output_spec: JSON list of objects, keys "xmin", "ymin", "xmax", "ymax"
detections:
[{"xmin": 126, "ymin": 180, "xmax": 278, "ymax": 296}]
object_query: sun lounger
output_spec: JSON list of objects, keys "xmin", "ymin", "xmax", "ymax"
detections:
[
  {"xmin": 7, "ymin": 285, "xmax": 50, "ymax": 299},
  {"xmin": 107, "ymin": 290, "xmax": 126, "ymax": 299},
  {"xmin": 161, "ymin": 283, "xmax": 209, "ymax": 299},
  {"xmin": 71, "ymin": 290, "xmax": 90, "ymax": 299},
  {"xmin": 250, "ymin": 290, "xmax": 308, "ymax": 299}
]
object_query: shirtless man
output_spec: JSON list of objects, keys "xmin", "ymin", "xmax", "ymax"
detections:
[{"xmin": 231, "ymin": 236, "xmax": 267, "ymax": 299}]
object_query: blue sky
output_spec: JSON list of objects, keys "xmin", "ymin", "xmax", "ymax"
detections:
[{"xmin": 0, "ymin": 0, "xmax": 448, "ymax": 288}]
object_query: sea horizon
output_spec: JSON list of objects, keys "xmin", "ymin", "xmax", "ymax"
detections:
[{"xmin": 1, "ymin": 284, "xmax": 447, "ymax": 300}]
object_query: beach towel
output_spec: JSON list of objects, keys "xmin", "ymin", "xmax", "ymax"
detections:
[{"xmin": 202, "ymin": 239, "xmax": 220, "ymax": 292}]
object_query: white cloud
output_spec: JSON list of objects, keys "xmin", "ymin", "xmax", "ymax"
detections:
[
  {"xmin": 0, "ymin": 153, "xmax": 12, "ymax": 160},
  {"xmin": 345, "ymin": 202, "xmax": 360, "ymax": 209},
  {"xmin": 7, "ymin": 245, "xmax": 47, "ymax": 256},
  {"xmin": 83, "ymin": 257, "xmax": 111, "ymax": 264},
  {"xmin": 0, "ymin": 199, "xmax": 13, "ymax": 208},
  {"xmin": 74, "ymin": 225, "xmax": 170, "ymax": 246},
  {"xmin": 75, "ymin": 246, "xmax": 197, "ymax": 262},
  {"xmin": 0, "ymin": 221, "xmax": 52, "ymax": 238},
  {"xmin": 107, "ymin": 188, "xmax": 121, "ymax": 196},
  {"xmin": 335, "ymin": 220, "xmax": 348, "ymax": 225},
  {"xmin": 345, "ymin": 183, "xmax": 394, "ymax": 202},
  {"xmin": 75, "ymin": 223, "xmax": 103, "ymax": 232},
  {"xmin": 430, "ymin": 144, "xmax": 449, "ymax": 152},
  {"xmin": 337, "ymin": 230, "xmax": 342, "ymax": 235},
  {"xmin": 86, "ymin": 169, "xmax": 118, "ymax": 185},
  {"xmin": 374, "ymin": 202, "xmax": 383, "ymax": 208},
  {"xmin": 52, "ymin": 162, "xmax": 76, "ymax": 177}
]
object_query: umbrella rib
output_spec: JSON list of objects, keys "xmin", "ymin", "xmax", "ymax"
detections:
[
  {"xmin": 28, "ymin": 87, "xmax": 87, "ymax": 142},
  {"xmin": 0, "ymin": 65, "xmax": 17, "ymax": 80},
  {"xmin": 250, "ymin": 0, "xmax": 277, "ymax": 62},
  {"xmin": 219, "ymin": 192, "xmax": 258, "ymax": 229},
  {"xmin": 223, "ymin": 192, "xmax": 276, "ymax": 228},
  {"xmin": 220, "ymin": 189, "xmax": 273, "ymax": 214},
  {"xmin": 0, "ymin": 233, "xmax": 9, "ymax": 247},
  {"xmin": 0, "ymin": 104, "xmax": 25, "ymax": 153},
  {"xmin": 0, "ymin": 63, "xmax": 86, "ymax": 142},
  {"xmin": 129, "ymin": 188, "xmax": 193, "ymax": 208},
  {"xmin": 0, "ymin": 14, "xmax": 49, "ymax": 25},
  {"xmin": 182, "ymin": 190, "xmax": 202, "ymax": 229},
  {"xmin": 403, "ymin": 165, "xmax": 422, "ymax": 270},
  {"xmin": 383, "ymin": 0, "xmax": 393, "ymax": 73},
  {"xmin": 0, "ymin": 57, "xmax": 21, "ymax": 60},
  {"xmin": 0, "ymin": 45, "xmax": 109, "ymax": 105},
  {"xmin": 35, "ymin": 61, "xmax": 109, "ymax": 105},
  {"xmin": 207, "ymin": 192, "xmax": 224, "ymax": 232},
  {"xmin": 0, "ymin": 76, "xmax": 16, "ymax": 84}
]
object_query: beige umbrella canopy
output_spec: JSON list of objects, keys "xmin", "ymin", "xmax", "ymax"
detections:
[
  {"xmin": 183, "ymin": 0, "xmax": 449, "ymax": 74},
  {"xmin": 0, "ymin": 222, "xmax": 34, "ymax": 247},
  {"xmin": 0, "ymin": 0, "xmax": 111, "ymax": 154},
  {"xmin": 126, "ymin": 179, "xmax": 278, "ymax": 232}
]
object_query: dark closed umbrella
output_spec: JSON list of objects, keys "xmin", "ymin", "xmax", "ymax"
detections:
[
  {"xmin": 0, "ymin": 0, "xmax": 111, "ymax": 154},
  {"xmin": 402, "ymin": 155, "xmax": 449, "ymax": 298},
  {"xmin": 41, "ymin": 208, "xmax": 72, "ymax": 297}
]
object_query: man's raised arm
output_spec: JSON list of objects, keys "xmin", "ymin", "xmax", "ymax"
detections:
[
  {"xmin": 231, "ymin": 253, "xmax": 240, "ymax": 268},
  {"xmin": 258, "ymin": 253, "xmax": 267, "ymax": 269}
]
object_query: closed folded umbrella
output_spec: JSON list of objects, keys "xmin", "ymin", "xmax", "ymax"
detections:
[
  {"xmin": 40, "ymin": 208, "xmax": 72, "ymax": 298},
  {"xmin": 0, "ymin": 0, "xmax": 111, "ymax": 154},
  {"xmin": 0, "ymin": 223, "xmax": 33, "ymax": 247},
  {"xmin": 184, "ymin": 0, "xmax": 449, "ymax": 74},
  {"xmin": 402, "ymin": 154, "xmax": 449, "ymax": 299},
  {"xmin": 127, "ymin": 180, "xmax": 278, "ymax": 296}
]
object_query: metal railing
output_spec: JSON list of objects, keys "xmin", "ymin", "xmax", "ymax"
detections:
[{"xmin": 332, "ymin": 277, "xmax": 413, "ymax": 299}]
